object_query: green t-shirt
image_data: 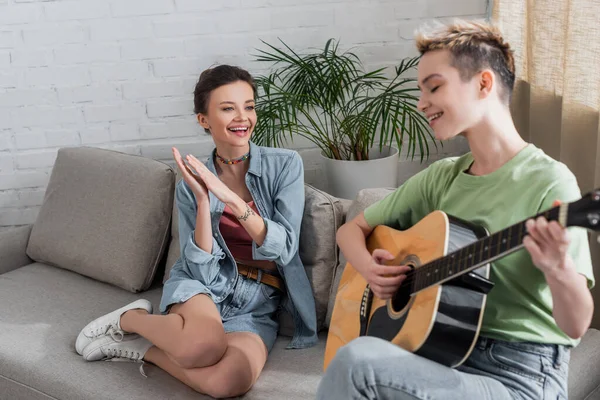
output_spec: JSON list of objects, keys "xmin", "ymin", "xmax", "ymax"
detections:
[{"xmin": 364, "ymin": 144, "xmax": 594, "ymax": 346}]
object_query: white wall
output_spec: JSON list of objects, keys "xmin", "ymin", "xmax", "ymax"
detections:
[{"xmin": 0, "ymin": 0, "xmax": 488, "ymax": 228}]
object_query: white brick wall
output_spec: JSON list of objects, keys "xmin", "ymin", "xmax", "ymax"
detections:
[{"xmin": 0, "ymin": 0, "xmax": 488, "ymax": 228}]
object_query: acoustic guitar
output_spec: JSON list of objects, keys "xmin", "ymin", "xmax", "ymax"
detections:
[{"xmin": 324, "ymin": 190, "xmax": 600, "ymax": 370}]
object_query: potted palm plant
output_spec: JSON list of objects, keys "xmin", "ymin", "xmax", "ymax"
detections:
[{"xmin": 252, "ymin": 39, "xmax": 436, "ymax": 199}]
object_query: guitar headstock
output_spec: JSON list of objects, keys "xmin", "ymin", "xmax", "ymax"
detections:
[{"xmin": 567, "ymin": 189, "xmax": 600, "ymax": 231}]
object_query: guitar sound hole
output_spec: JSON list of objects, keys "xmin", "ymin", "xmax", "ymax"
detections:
[
  {"xmin": 390, "ymin": 284, "xmax": 411, "ymax": 313},
  {"xmin": 390, "ymin": 259, "xmax": 417, "ymax": 314}
]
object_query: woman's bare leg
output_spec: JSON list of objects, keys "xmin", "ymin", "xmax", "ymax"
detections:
[
  {"xmin": 120, "ymin": 294, "xmax": 227, "ymax": 369},
  {"xmin": 144, "ymin": 331, "xmax": 268, "ymax": 399}
]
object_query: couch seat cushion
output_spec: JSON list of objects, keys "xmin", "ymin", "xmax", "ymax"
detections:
[
  {"xmin": 26, "ymin": 147, "xmax": 175, "ymax": 293},
  {"xmin": 0, "ymin": 263, "xmax": 324, "ymax": 400}
]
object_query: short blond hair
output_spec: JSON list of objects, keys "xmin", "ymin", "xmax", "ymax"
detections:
[{"xmin": 416, "ymin": 21, "xmax": 515, "ymax": 103}]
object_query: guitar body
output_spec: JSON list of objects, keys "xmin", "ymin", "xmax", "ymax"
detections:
[{"xmin": 324, "ymin": 211, "xmax": 491, "ymax": 370}]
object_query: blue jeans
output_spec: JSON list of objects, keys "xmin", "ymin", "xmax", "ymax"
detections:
[{"xmin": 317, "ymin": 336, "xmax": 569, "ymax": 400}]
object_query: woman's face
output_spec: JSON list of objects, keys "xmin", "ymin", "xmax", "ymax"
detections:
[
  {"xmin": 197, "ymin": 80, "xmax": 257, "ymax": 150},
  {"xmin": 417, "ymin": 49, "xmax": 485, "ymax": 140}
]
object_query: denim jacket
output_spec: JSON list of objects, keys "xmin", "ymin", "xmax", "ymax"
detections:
[{"xmin": 175, "ymin": 141, "xmax": 318, "ymax": 349}]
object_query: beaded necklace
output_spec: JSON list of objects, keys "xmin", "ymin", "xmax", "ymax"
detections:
[{"xmin": 215, "ymin": 151, "xmax": 250, "ymax": 165}]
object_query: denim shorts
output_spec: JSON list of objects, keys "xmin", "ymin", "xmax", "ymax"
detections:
[{"xmin": 160, "ymin": 267, "xmax": 282, "ymax": 352}]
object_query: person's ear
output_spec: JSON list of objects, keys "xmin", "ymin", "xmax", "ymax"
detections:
[
  {"xmin": 479, "ymin": 70, "xmax": 494, "ymax": 99},
  {"xmin": 197, "ymin": 113, "xmax": 211, "ymax": 131}
]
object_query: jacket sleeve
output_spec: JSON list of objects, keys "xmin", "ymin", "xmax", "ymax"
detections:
[
  {"xmin": 252, "ymin": 152, "xmax": 304, "ymax": 266},
  {"xmin": 176, "ymin": 180, "xmax": 225, "ymax": 285}
]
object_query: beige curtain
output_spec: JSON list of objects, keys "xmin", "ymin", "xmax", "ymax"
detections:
[{"xmin": 493, "ymin": 0, "xmax": 600, "ymax": 326}]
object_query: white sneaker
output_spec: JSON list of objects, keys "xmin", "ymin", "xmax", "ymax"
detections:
[
  {"xmin": 75, "ymin": 299, "xmax": 152, "ymax": 355},
  {"xmin": 82, "ymin": 334, "xmax": 153, "ymax": 362}
]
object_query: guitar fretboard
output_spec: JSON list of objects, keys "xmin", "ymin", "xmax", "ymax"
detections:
[{"xmin": 410, "ymin": 206, "xmax": 561, "ymax": 293}]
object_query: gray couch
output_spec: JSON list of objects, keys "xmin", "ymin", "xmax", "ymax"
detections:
[{"xmin": 1, "ymin": 146, "xmax": 599, "ymax": 400}]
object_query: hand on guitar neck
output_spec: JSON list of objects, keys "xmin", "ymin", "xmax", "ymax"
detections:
[
  {"xmin": 522, "ymin": 200, "xmax": 593, "ymax": 339},
  {"xmin": 524, "ymin": 200, "xmax": 572, "ymax": 277}
]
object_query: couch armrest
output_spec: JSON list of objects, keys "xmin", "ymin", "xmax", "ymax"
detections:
[{"xmin": 0, "ymin": 225, "xmax": 33, "ymax": 274}]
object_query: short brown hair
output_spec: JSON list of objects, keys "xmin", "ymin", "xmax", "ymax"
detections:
[
  {"xmin": 416, "ymin": 21, "xmax": 515, "ymax": 104},
  {"xmin": 193, "ymin": 65, "xmax": 257, "ymax": 115}
]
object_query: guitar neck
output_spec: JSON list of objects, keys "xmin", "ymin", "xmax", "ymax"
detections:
[{"xmin": 411, "ymin": 204, "xmax": 567, "ymax": 293}]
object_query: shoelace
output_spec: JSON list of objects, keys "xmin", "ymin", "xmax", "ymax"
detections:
[
  {"xmin": 106, "ymin": 347, "xmax": 141, "ymax": 360},
  {"xmin": 91, "ymin": 325, "xmax": 124, "ymax": 342},
  {"xmin": 106, "ymin": 358, "xmax": 148, "ymax": 378},
  {"xmin": 107, "ymin": 326, "xmax": 124, "ymax": 342},
  {"xmin": 104, "ymin": 346, "xmax": 147, "ymax": 377}
]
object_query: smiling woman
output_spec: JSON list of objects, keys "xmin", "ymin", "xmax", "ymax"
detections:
[{"xmin": 73, "ymin": 65, "xmax": 317, "ymax": 399}]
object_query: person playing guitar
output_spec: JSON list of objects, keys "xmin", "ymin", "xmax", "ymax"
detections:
[{"xmin": 318, "ymin": 20, "xmax": 595, "ymax": 400}]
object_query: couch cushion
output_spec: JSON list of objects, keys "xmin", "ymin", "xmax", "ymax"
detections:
[
  {"xmin": 27, "ymin": 147, "xmax": 175, "ymax": 293},
  {"xmin": 0, "ymin": 224, "xmax": 32, "ymax": 274},
  {"xmin": 296, "ymin": 184, "xmax": 345, "ymax": 332},
  {"xmin": 569, "ymin": 328, "xmax": 600, "ymax": 400},
  {"xmin": 163, "ymin": 183, "xmax": 345, "ymax": 334},
  {"xmin": 325, "ymin": 187, "xmax": 394, "ymax": 327},
  {"xmin": 0, "ymin": 263, "xmax": 324, "ymax": 400}
]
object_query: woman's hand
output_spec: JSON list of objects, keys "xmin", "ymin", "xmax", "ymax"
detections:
[
  {"xmin": 524, "ymin": 200, "xmax": 593, "ymax": 339},
  {"xmin": 184, "ymin": 154, "xmax": 240, "ymax": 205},
  {"xmin": 363, "ymin": 249, "xmax": 412, "ymax": 299},
  {"xmin": 523, "ymin": 200, "xmax": 573, "ymax": 277},
  {"xmin": 172, "ymin": 147, "xmax": 208, "ymax": 202}
]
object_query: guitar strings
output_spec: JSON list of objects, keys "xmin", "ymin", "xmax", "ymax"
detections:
[
  {"xmin": 388, "ymin": 235, "xmax": 523, "ymax": 293},
  {"xmin": 371, "ymin": 206, "xmax": 560, "ymax": 295}
]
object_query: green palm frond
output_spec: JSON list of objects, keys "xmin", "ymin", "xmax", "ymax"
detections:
[{"xmin": 253, "ymin": 39, "xmax": 438, "ymax": 161}]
